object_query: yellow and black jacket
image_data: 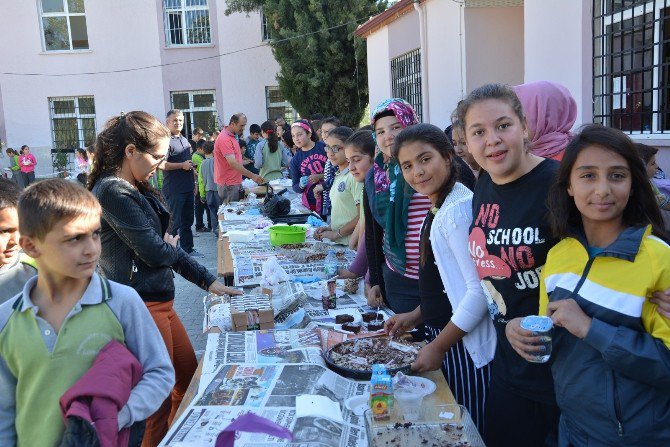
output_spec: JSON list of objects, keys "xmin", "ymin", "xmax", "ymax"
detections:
[{"xmin": 539, "ymin": 225, "xmax": 670, "ymax": 445}]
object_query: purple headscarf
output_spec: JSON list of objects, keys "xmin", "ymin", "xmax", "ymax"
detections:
[{"xmin": 514, "ymin": 81, "xmax": 577, "ymax": 160}]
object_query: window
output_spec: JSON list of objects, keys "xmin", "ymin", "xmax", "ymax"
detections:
[
  {"xmin": 49, "ymin": 96, "xmax": 96, "ymax": 150},
  {"xmin": 261, "ymin": 11, "xmax": 271, "ymax": 41},
  {"xmin": 593, "ymin": 0, "xmax": 670, "ymax": 134},
  {"xmin": 391, "ymin": 49, "xmax": 423, "ymax": 121},
  {"xmin": 171, "ymin": 90, "xmax": 218, "ymax": 138},
  {"xmin": 265, "ymin": 86, "xmax": 297, "ymax": 123},
  {"xmin": 164, "ymin": 0, "xmax": 211, "ymax": 46},
  {"xmin": 39, "ymin": 0, "xmax": 89, "ymax": 51}
]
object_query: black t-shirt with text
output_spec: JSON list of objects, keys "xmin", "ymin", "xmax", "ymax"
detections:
[{"xmin": 468, "ymin": 159, "xmax": 559, "ymax": 404}]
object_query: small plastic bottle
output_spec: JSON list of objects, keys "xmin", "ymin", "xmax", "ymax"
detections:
[{"xmin": 323, "ymin": 250, "xmax": 338, "ymax": 278}]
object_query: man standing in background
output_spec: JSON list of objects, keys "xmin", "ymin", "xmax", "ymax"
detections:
[
  {"xmin": 162, "ymin": 109, "xmax": 203, "ymax": 257},
  {"xmin": 214, "ymin": 113, "xmax": 264, "ymax": 203}
]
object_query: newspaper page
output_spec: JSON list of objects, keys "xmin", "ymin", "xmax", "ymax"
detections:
[
  {"xmin": 200, "ymin": 330, "xmax": 325, "ymax": 393},
  {"xmin": 162, "ymin": 406, "xmax": 366, "ymax": 447}
]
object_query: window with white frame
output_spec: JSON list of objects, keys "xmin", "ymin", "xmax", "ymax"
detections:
[
  {"xmin": 261, "ymin": 10, "xmax": 271, "ymax": 41},
  {"xmin": 593, "ymin": 0, "xmax": 670, "ymax": 134},
  {"xmin": 391, "ymin": 49, "xmax": 423, "ymax": 122},
  {"xmin": 265, "ymin": 87, "xmax": 297, "ymax": 123},
  {"xmin": 171, "ymin": 90, "xmax": 218, "ymax": 139},
  {"xmin": 164, "ymin": 0, "xmax": 211, "ymax": 46},
  {"xmin": 39, "ymin": 0, "xmax": 89, "ymax": 51},
  {"xmin": 49, "ymin": 96, "xmax": 96, "ymax": 150}
]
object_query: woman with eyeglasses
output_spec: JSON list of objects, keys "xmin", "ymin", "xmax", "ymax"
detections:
[
  {"xmin": 314, "ymin": 126, "xmax": 362, "ymax": 245},
  {"xmin": 88, "ymin": 111, "xmax": 241, "ymax": 446}
]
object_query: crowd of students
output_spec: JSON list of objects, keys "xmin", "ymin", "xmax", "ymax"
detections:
[{"xmin": 0, "ymin": 79, "xmax": 668, "ymax": 447}]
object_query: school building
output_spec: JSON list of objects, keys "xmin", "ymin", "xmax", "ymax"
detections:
[
  {"xmin": 356, "ymin": 0, "xmax": 670, "ymax": 170},
  {"xmin": 0, "ymin": 1, "xmax": 296, "ymax": 176}
]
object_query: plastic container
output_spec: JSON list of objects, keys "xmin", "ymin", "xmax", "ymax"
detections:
[
  {"xmin": 323, "ymin": 250, "xmax": 338, "ymax": 278},
  {"xmin": 364, "ymin": 404, "xmax": 485, "ymax": 447},
  {"xmin": 393, "ymin": 388, "xmax": 423, "ymax": 421},
  {"xmin": 520, "ymin": 315, "xmax": 553, "ymax": 363},
  {"xmin": 268, "ymin": 225, "xmax": 307, "ymax": 246}
]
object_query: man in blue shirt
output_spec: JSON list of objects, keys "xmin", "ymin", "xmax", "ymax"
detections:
[{"xmin": 161, "ymin": 110, "xmax": 203, "ymax": 257}]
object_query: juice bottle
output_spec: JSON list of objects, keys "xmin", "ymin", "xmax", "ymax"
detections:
[{"xmin": 370, "ymin": 364, "xmax": 393, "ymax": 421}]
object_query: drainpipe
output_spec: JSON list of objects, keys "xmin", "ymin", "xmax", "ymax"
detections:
[{"xmin": 414, "ymin": 0, "xmax": 429, "ymax": 122}]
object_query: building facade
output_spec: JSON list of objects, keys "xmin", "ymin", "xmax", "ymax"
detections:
[
  {"xmin": 0, "ymin": 0, "xmax": 294, "ymax": 176},
  {"xmin": 356, "ymin": 0, "xmax": 670, "ymax": 169}
]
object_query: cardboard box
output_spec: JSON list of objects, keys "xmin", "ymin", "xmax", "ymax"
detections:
[{"xmin": 230, "ymin": 294, "xmax": 274, "ymax": 331}]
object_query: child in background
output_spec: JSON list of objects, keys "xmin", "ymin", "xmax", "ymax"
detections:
[
  {"xmin": 254, "ymin": 120, "xmax": 290, "ymax": 182},
  {"xmin": 0, "ymin": 179, "xmax": 36, "ymax": 303},
  {"xmin": 0, "ymin": 179, "xmax": 174, "ymax": 446},
  {"xmin": 85, "ymin": 145, "xmax": 96, "ymax": 173},
  {"xmin": 635, "ymin": 143, "xmax": 670, "ymax": 210},
  {"xmin": 314, "ymin": 126, "xmax": 361, "ymax": 245},
  {"xmin": 539, "ymin": 124, "xmax": 670, "ymax": 444},
  {"xmin": 245, "ymin": 124, "xmax": 262, "ymax": 177},
  {"xmin": 5, "ymin": 149, "xmax": 22, "ymax": 188},
  {"xmin": 289, "ymin": 120, "xmax": 327, "ymax": 212},
  {"xmin": 192, "ymin": 140, "xmax": 211, "ymax": 232},
  {"xmin": 74, "ymin": 148, "xmax": 89, "ymax": 185},
  {"xmin": 451, "ymin": 121, "xmax": 480, "ymax": 176},
  {"xmin": 18, "ymin": 145, "xmax": 36, "ymax": 187},
  {"xmin": 199, "ymin": 141, "xmax": 222, "ymax": 237}
]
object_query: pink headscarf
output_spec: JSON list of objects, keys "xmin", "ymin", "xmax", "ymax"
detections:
[{"xmin": 514, "ymin": 81, "xmax": 577, "ymax": 160}]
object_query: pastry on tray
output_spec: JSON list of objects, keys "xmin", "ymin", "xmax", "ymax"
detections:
[
  {"xmin": 335, "ymin": 314, "xmax": 355, "ymax": 324},
  {"xmin": 362, "ymin": 312, "xmax": 384, "ymax": 323},
  {"xmin": 340, "ymin": 323, "xmax": 362, "ymax": 334}
]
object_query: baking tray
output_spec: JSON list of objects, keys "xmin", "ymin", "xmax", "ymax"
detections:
[{"xmin": 323, "ymin": 337, "xmax": 417, "ymax": 380}]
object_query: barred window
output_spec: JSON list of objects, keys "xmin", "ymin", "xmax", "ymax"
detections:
[
  {"xmin": 49, "ymin": 96, "xmax": 96, "ymax": 150},
  {"xmin": 171, "ymin": 90, "xmax": 218, "ymax": 139},
  {"xmin": 391, "ymin": 49, "xmax": 423, "ymax": 122},
  {"xmin": 164, "ymin": 0, "xmax": 211, "ymax": 46},
  {"xmin": 39, "ymin": 0, "xmax": 89, "ymax": 51},
  {"xmin": 261, "ymin": 11, "xmax": 271, "ymax": 41},
  {"xmin": 593, "ymin": 0, "xmax": 670, "ymax": 134},
  {"xmin": 265, "ymin": 86, "xmax": 297, "ymax": 123}
]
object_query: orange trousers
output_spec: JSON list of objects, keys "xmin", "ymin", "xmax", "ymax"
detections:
[{"xmin": 142, "ymin": 300, "xmax": 197, "ymax": 447}]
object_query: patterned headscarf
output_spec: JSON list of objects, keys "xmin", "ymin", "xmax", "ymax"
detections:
[{"xmin": 367, "ymin": 98, "xmax": 420, "ymax": 276}]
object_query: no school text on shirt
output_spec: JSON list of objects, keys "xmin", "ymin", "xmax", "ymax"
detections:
[{"xmin": 469, "ymin": 202, "xmax": 551, "ymax": 323}]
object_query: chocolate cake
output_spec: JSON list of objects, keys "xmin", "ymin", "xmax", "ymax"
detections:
[
  {"xmin": 362, "ymin": 312, "xmax": 384, "ymax": 323},
  {"xmin": 327, "ymin": 337, "xmax": 417, "ymax": 371},
  {"xmin": 340, "ymin": 322, "xmax": 361, "ymax": 334},
  {"xmin": 335, "ymin": 314, "xmax": 355, "ymax": 324},
  {"xmin": 367, "ymin": 321, "xmax": 385, "ymax": 331},
  {"xmin": 343, "ymin": 278, "xmax": 360, "ymax": 294}
]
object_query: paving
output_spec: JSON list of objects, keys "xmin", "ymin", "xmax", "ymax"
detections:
[{"xmin": 173, "ymin": 226, "xmax": 221, "ymax": 359}]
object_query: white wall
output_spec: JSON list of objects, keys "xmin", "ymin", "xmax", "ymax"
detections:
[
  {"xmin": 217, "ymin": 10, "xmax": 281, "ymax": 127},
  {"xmin": 424, "ymin": 0, "xmax": 464, "ymax": 128},
  {"xmin": 366, "ymin": 27, "xmax": 392, "ymax": 115},
  {"xmin": 464, "ymin": 6, "xmax": 524, "ymax": 92},
  {"xmin": 524, "ymin": 0, "xmax": 592, "ymax": 126}
]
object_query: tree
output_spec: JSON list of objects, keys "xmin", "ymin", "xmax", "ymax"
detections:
[{"xmin": 226, "ymin": 0, "xmax": 387, "ymax": 127}]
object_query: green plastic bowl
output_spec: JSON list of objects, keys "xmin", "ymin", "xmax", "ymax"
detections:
[{"xmin": 268, "ymin": 225, "xmax": 307, "ymax": 246}]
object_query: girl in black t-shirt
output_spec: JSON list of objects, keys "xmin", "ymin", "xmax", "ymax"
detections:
[
  {"xmin": 385, "ymin": 124, "xmax": 496, "ymax": 432},
  {"xmin": 457, "ymin": 84, "xmax": 560, "ymax": 447}
]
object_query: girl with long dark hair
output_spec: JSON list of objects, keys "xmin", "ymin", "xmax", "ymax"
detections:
[{"xmin": 254, "ymin": 120, "xmax": 290, "ymax": 181}]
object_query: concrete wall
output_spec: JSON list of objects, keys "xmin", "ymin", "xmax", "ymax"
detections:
[
  {"xmin": 366, "ymin": 27, "xmax": 392, "ymax": 115},
  {"xmin": 0, "ymin": 1, "xmax": 165, "ymax": 175},
  {"xmin": 217, "ymin": 10, "xmax": 281, "ymax": 126},
  {"xmin": 524, "ymin": 0, "xmax": 592, "ymax": 126},
  {"xmin": 156, "ymin": 0, "xmax": 223, "ymax": 120},
  {"xmin": 464, "ymin": 6, "xmax": 524, "ymax": 92},
  {"xmin": 424, "ymin": 0, "xmax": 464, "ymax": 128},
  {"xmin": 0, "ymin": 1, "xmax": 282, "ymax": 175}
]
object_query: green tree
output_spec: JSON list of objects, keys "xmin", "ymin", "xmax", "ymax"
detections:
[{"xmin": 226, "ymin": 0, "xmax": 386, "ymax": 126}]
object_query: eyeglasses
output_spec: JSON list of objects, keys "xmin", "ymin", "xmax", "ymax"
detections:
[
  {"xmin": 143, "ymin": 150, "xmax": 167, "ymax": 163},
  {"xmin": 326, "ymin": 145, "xmax": 343, "ymax": 154}
]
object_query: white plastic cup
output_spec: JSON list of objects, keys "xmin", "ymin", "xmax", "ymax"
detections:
[{"xmin": 394, "ymin": 388, "xmax": 423, "ymax": 421}]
